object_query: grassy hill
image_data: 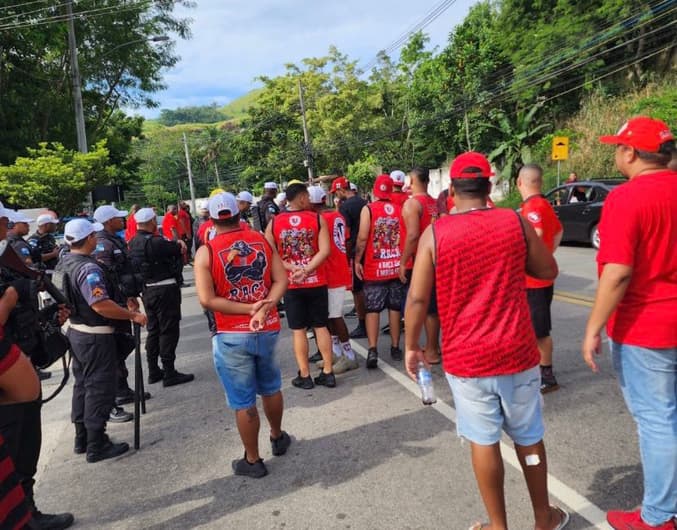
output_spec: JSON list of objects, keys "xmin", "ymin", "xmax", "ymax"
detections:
[{"xmin": 220, "ymin": 88, "xmax": 262, "ymax": 119}]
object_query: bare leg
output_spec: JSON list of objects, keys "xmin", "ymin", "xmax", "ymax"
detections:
[
  {"xmin": 537, "ymin": 336, "xmax": 553, "ymax": 366},
  {"xmin": 314, "ymin": 326, "xmax": 333, "ymax": 373},
  {"xmin": 388, "ymin": 309, "xmax": 401, "ymax": 348},
  {"xmin": 424, "ymin": 314, "xmax": 440, "ymax": 362},
  {"xmin": 292, "ymin": 329, "xmax": 310, "ymax": 377},
  {"xmin": 353, "ymin": 290, "xmax": 366, "ymax": 320},
  {"xmin": 470, "ymin": 442, "xmax": 508, "ymax": 530},
  {"xmin": 366, "ymin": 312, "xmax": 380, "ymax": 349},
  {"xmin": 261, "ymin": 391, "xmax": 283, "ymax": 439},
  {"xmin": 235, "ymin": 406, "xmax": 260, "ymax": 462},
  {"xmin": 329, "ymin": 317, "xmax": 350, "ymax": 342},
  {"xmin": 514, "ymin": 441, "xmax": 561, "ymax": 530}
]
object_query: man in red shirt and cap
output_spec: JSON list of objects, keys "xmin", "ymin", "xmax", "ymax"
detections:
[{"xmin": 583, "ymin": 116, "xmax": 676, "ymax": 530}]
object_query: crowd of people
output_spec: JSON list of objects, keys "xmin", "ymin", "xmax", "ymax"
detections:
[{"xmin": 0, "ymin": 115, "xmax": 674, "ymax": 530}]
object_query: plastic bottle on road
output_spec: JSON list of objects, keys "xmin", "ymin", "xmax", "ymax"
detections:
[{"xmin": 417, "ymin": 362, "xmax": 437, "ymax": 405}]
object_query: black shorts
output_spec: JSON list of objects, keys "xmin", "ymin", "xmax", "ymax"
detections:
[
  {"xmin": 526, "ymin": 285, "xmax": 554, "ymax": 339},
  {"xmin": 285, "ymin": 287, "xmax": 329, "ymax": 330},
  {"xmin": 364, "ymin": 279, "xmax": 406, "ymax": 313},
  {"xmin": 351, "ymin": 260, "xmax": 363, "ymax": 293}
]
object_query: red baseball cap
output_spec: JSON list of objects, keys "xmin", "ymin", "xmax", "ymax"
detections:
[
  {"xmin": 599, "ymin": 116, "xmax": 674, "ymax": 153},
  {"xmin": 449, "ymin": 152, "xmax": 494, "ymax": 179},
  {"xmin": 373, "ymin": 174, "xmax": 393, "ymax": 200},
  {"xmin": 330, "ymin": 176, "xmax": 350, "ymax": 193}
]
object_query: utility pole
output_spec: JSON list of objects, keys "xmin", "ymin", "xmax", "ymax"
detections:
[
  {"xmin": 214, "ymin": 162, "xmax": 222, "ymax": 188},
  {"xmin": 66, "ymin": 0, "xmax": 87, "ymax": 154},
  {"xmin": 182, "ymin": 133, "xmax": 197, "ymax": 214},
  {"xmin": 298, "ymin": 79, "xmax": 314, "ymax": 183}
]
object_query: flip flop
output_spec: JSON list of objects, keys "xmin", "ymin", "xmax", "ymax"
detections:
[
  {"xmin": 551, "ymin": 505, "xmax": 571, "ymax": 530},
  {"xmin": 425, "ymin": 351, "xmax": 442, "ymax": 365}
]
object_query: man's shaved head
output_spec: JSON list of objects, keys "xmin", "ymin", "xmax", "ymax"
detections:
[{"xmin": 518, "ymin": 164, "xmax": 543, "ymax": 187}]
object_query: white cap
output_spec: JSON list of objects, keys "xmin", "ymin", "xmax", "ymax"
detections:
[
  {"xmin": 275, "ymin": 192, "xmax": 287, "ymax": 204},
  {"xmin": 236, "ymin": 191, "xmax": 254, "ymax": 203},
  {"xmin": 197, "ymin": 199, "xmax": 209, "ymax": 212},
  {"xmin": 208, "ymin": 192, "xmax": 238, "ymax": 220},
  {"xmin": 264, "ymin": 182, "xmax": 278, "ymax": 190},
  {"xmin": 9, "ymin": 210, "xmax": 33, "ymax": 223},
  {"xmin": 64, "ymin": 218, "xmax": 104, "ymax": 245},
  {"xmin": 0, "ymin": 201, "xmax": 12, "ymax": 220},
  {"xmin": 349, "ymin": 182, "xmax": 358, "ymax": 191},
  {"xmin": 134, "ymin": 208, "xmax": 156, "ymax": 223},
  {"xmin": 36, "ymin": 213, "xmax": 59, "ymax": 226},
  {"xmin": 93, "ymin": 205, "xmax": 128, "ymax": 224},
  {"xmin": 389, "ymin": 170, "xmax": 406, "ymax": 187},
  {"xmin": 308, "ymin": 186, "xmax": 326, "ymax": 204}
]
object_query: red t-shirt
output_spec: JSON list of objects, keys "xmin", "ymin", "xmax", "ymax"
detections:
[
  {"xmin": 207, "ymin": 229, "xmax": 280, "ymax": 333},
  {"xmin": 272, "ymin": 210, "xmax": 327, "ymax": 289},
  {"xmin": 597, "ymin": 170, "xmax": 677, "ymax": 348},
  {"xmin": 177, "ymin": 209, "xmax": 191, "ymax": 238},
  {"xmin": 321, "ymin": 210, "xmax": 351, "ymax": 289},
  {"xmin": 162, "ymin": 214, "xmax": 180, "ymax": 240},
  {"xmin": 390, "ymin": 190, "xmax": 409, "ymax": 208},
  {"xmin": 125, "ymin": 214, "xmax": 137, "ymax": 242},
  {"xmin": 520, "ymin": 195, "xmax": 562, "ymax": 288}
]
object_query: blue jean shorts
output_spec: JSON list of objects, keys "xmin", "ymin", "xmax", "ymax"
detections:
[
  {"xmin": 212, "ymin": 331, "xmax": 281, "ymax": 410},
  {"xmin": 446, "ymin": 365, "xmax": 544, "ymax": 446}
]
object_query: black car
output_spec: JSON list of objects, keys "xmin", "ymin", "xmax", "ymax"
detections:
[{"xmin": 543, "ymin": 179, "xmax": 626, "ymax": 249}]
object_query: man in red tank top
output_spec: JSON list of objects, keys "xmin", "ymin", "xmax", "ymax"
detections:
[
  {"xmin": 583, "ymin": 117, "xmax": 676, "ymax": 530},
  {"xmin": 389, "ymin": 170, "xmax": 409, "ymax": 207},
  {"xmin": 308, "ymin": 186, "xmax": 358, "ymax": 374},
  {"xmin": 265, "ymin": 183, "xmax": 335, "ymax": 389},
  {"xmin": 518, "ymin": 164, "xmax": 564, "ymax": 394},
  {"xmin": 404, "ymin": 152, "xmax": 566, "ymax": 530},
  {"xmin": 355, "ymin": 175, "xmax": 407, "ymax": 369},
  {"xmin": 400, "ymin": 167, "xmax": 441, "ymax": 366},
  {"xmin": 194, "ymin": 192, "xmax": 291, "ymax": 479}
]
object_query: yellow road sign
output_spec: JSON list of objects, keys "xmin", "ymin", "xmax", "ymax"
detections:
[{"xmin": 552, "ymin": 136, "xmax": 569, "ymax": 160}]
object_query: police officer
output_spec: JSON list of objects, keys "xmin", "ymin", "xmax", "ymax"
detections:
[
  {"xmin": 129, "ymin": 208, "xmax": 194, "ymax": 387},
  {"xmin": 92, "ymin": 205, "xmax": 151, "ymax": 422},
  {"xmin": 56, "ymin": 219, "xmax": 147, "ymax": 463},
  {"xmin": 7, "ymin": 211, "xmax": 40, "ymax": 266},
  {"xmin": 27, "ymin": 214, "xmax": 60, "ymax": 273},
  {"xmin": 0, "ymin": 201, "xmax": 75, "ymax": 528}
]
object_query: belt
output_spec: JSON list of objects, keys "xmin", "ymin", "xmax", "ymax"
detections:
[
  {"xmin": 69, "ymin": 323, "xmax": 115, "ymax": 334},
  {"xmin": 145, "ymin": 278, "xmax": 177, "ymax": 287}
]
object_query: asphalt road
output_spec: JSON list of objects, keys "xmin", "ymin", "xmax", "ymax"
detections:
[{"xmin": 33, "ymin": 245, "xmax": 643, "ymax": 530}]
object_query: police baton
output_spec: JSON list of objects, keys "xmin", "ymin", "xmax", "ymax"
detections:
[{"xmin": 133, "ymin": 322, "xmax": 146, "ymax": 450}]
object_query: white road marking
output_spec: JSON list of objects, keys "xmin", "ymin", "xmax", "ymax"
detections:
[{"xmin": 350, "ymin": 340, "xmax": 612, "ymax": 530}]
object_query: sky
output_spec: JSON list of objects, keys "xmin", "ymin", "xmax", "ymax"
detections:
[{"xmin": 141, "ymin": 0, "xmax": 478, "ymax": 118}]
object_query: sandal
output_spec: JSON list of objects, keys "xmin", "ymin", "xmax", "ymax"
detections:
[
  {"xmin": 550, "ymin": 505, "xmax": 570, "ymax": 530},
  {"xmin": 425, "ymin": 351, "xmax": 442, "ymax": 365}
]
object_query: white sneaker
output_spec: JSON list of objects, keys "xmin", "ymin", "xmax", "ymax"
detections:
[
  {"xmin": 316, "ymin": 354, "xmax": 339, "ymax": 368},
  {"xmin": 333, "ymin": 356, "xmax": 359, "ymax": 374}
]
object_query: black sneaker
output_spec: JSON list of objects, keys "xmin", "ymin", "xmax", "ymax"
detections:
[
  {"xmin": 291, "ymin": 372, "xmax": 314, "ymax": 389},
  {"xmin": 540, "ymin": 376, "xmax": 560, "ymax": 394},
  {"xmin": 314, "ymin": 371, "xmax": 336, "ymax": 388},
  {"xmin": 163, "ymin": 370, "xmax": 195, "ymax": 387},
  {"xmin": 349, "ymin": 325, "xmax": 367, "ymax": 339},
  {"xmin": 232, "ymin": 454, "xmax": 268, "ymax": 478},
  {"xmin": 148, "ymin": 369, "xmax": 164, "ymax": 384},
  {"xmin": 308, "ymin": 351, "xmax": 322, "ymax": 363},
  {"xmin": 109, "ymin": 406, "xmax": 133, "ymax": 423},
  {"xmin": 270, "ymin": 431, "xmax": 292, "ymax": 456},
  {"xmin": 115, "ymin": 389, "xmax": 152, "ymax": 406},
  {"xmin": 390, "ymin": 346, "xmax": 403, "ymax": 361},
  {"xmin": 30, "ymin": 510, "xmax": 75, "ymax": 530},
  {"xmin": 366, "ymin": 348, "xmax": 378, "ymax": 369}
]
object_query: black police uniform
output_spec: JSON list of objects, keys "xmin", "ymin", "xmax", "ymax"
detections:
[
  {"xmin": 128, "ymin": 230, "xmax": 193, "ymax": 386},
  {"xmin": 8, "ymin": 232, "xmax": 40, "ymax": 265},
  {"xmin": 93, "ymin": 230, "xmax": 145, "ymax": 405},
  {"xmin": 27, "ymin": 231, "xmax": 58, "ymax": 272},
  {"xmin": 55, "ymin": 253, "xmax": 129, "ymax": 462}
]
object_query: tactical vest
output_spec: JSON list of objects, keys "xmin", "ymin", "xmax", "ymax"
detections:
[
  {"xmin": 128, "ymin": 231, "xmax": 181, "ymax": 285},
  {"xmin": 95, "ymin": 230, "xmax": 139, "ymax": 298},
  {"xmin": 53, "ymin": 254, "xmax": 114, "ymax": 327}
]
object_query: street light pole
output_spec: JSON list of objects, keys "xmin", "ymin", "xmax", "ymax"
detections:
[{"xmin": 66, "ymin": 0, "xmax": 87, "ymax": 154}]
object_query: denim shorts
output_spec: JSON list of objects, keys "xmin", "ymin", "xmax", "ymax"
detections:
[
  {"xmin": 212, "ymin": 331, "xmax": 281, "ymax": 410},
  {"xmin": 446, "ymin": 365, "xmax": 544, "ymax": 446}
]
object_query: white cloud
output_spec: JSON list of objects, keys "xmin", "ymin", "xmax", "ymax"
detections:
[{"xmin": 144, "ymin": 0, "xmax": 477, "ymax": 117}]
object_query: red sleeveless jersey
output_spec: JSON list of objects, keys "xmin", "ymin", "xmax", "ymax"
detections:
[
  {"xmin": 412, "ymin": 193, "xmax": 439, "ymax": 234},
  {"xmin": 272, "ymin": 210, "xmax": 327, "ymax": 289},
  {"xmin": 321, "ymin": 210, "xmax": 351, "ymax": 289},
  {"xmin": 391, "ymin": 190, "xmax": 409, "ymax": 208},
  {"xmin": 207, "ymin": 229, "xmax": 280, "ymax": 333},
  {"xmin": 364, "ymin": 200, "xmax": 404, "ymax": 281},
  {"xmin": 433, "ymin": 208, "xmax": 539, "ymax": 377}
]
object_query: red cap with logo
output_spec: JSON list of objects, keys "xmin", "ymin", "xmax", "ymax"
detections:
[
  {"xmin": 449, "ymin": 152, "xmax": 494, "ymax": 179},
  {"xmin": 373, "ymin": 174, "xmax": 393, "ymax": 200},
  {"xmin": 330, "ymin": 176, "xmax": 350, "ymax": 193},
  {"xmin": 599, "ymin": 116, "xmax": 674, "ymax": 153}
]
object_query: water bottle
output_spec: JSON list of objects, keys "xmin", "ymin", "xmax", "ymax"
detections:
[{"xmin": 417, "ymin": 362, "xmax": 437, "ymax": 405}]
